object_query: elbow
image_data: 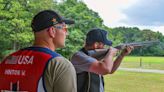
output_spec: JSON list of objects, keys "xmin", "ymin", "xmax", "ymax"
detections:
[
  {"xmin": 108, "ymin": 71, "xmax": 115, "ymax": 74},
  {"xmin": 108, "ymin": 68, "xmax": 117, "ymax": 74},
  {"xmin": 104, "ymin": 67, "xmax": 116, "ymax": 74},
  {"xmin": 101, "ymin": 68, "xmax": 113, "ymax": 75}
]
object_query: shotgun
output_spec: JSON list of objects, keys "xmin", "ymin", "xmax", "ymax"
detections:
[{"xmin": 87, "ymin": 41, "xmax": 160, "ymax": 59}]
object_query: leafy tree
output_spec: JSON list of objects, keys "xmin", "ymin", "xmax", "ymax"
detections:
[{"xmin": 0, "ymin": 0, "xmax": 164, "ymax": 60}]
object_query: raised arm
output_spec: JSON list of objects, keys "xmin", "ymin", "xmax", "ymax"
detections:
[
  {"xmin": 110, "ymin": 46, "xmax": 134, "ymax": 74},
  {"xmin": 89, "ymin": 47, "xmax": 118, "ymax": 75}
]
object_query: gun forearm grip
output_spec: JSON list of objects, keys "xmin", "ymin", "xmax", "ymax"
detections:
[{"xmin": 114, "ymin": 45, "xmax": 125, "ymax": 50}]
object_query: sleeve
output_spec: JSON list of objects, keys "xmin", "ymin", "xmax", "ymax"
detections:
[
  {"xmin": 71, "ymin": 51, "xmax": 97, "ymax": 73},
  {"xmin": 43, "ymin": 57, "xmax": 77, "ymax": 92}
]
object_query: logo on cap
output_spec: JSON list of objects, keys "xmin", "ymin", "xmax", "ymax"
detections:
[{"xmin": 52, "ymin": 18, "xmax": 58, "ymax": 25}]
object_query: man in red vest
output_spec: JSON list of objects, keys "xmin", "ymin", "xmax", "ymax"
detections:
[{"xmin": 0, "ymin": 10, "xmax": 77, "ymax": 92}]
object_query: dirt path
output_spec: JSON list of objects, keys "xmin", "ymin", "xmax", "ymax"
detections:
[{"xmin": 118, "ymin": 68, "xmax": 164, "ymax": 74}]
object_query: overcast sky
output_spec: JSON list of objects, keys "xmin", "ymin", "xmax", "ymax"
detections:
[{"xmin": 83, "ymin": 0, "xmax": 164, "ymax": 35}]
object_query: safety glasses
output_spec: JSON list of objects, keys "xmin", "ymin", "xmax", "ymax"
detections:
[{"xmin": 53, "ymin": 23, "xmax": 68, "ymax": 33}]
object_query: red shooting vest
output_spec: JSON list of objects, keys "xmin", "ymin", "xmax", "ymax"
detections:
[{"xmin": 0, "ymin": 47, "xmax": 60, "ymax": 92}]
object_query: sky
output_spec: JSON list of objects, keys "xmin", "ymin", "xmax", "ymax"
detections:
[{"xmin": 83, "ymin": 0, "xmax": 164, "ymax": 35}]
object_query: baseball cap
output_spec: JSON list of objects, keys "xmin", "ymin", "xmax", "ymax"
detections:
[
  {"xmin": 86, "ymin": 28, "xmax": 112, "ymax": 46},
  {"xmin": 31, "ymin": 10, "xmax": 75, "ymax": 32}
]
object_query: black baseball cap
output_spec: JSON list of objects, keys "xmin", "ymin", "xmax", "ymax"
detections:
[
  {"xmin": 86, "ymin": 28, "xmax": 112, "ymax": 46},
  {"xmin": 31, "ymin": 10, "xmax": 75, "ymax": 32}
]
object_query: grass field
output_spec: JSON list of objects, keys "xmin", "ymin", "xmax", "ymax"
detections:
[
  {"xmin": 120, "ymin": 56, "xmax": 164, "ymax": 70},
  {"xmin": 104, "ymin": 70, "xmax": 164, "ymax": 92}
]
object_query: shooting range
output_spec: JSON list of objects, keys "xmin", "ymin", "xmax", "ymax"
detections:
[{"xmin": 0, "ymin": 0, "xmax": 164, "ymax": 92}]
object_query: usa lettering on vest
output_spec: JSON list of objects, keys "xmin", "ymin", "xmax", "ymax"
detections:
[
  {"xmin": 5, "ymin": 55, "xmax": 34, "ymax": 65},
  {"xmin": 17, "ymin": 55, "xmax": 34, "ymax": 65}
]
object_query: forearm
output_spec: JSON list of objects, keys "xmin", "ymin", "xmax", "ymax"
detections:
[
  {"xmin": 105, "ymin": 46, "xmax": 133, "ymax": 74},
  {"xmin": 110, "ymin": 54, "xmax": 125, "ymax": 74},
  {"xmin": 103, "ymin": 52, "xmax": 114, "ymax": 72}
]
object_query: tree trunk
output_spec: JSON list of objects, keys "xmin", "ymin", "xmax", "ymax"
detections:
[{"xmin": 13, "ymin": 40, "xmax": 17, "ymax": 51}]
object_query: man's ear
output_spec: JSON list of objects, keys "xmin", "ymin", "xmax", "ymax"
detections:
[{"xmin": 48, "ymin": 27, "xmax": 56, "ymax": 38}]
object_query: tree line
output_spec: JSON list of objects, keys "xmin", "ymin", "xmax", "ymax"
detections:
[{"xmin": 0, "ymin": 0, "xmax": 163, "ymax": 60}]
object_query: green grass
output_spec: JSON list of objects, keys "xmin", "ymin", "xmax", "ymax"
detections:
[
  {"xmin": 104, "ymin": 71, "xmax": 164, "ymax": 92},
  {"xmin": 120, "ymin": 56, "xmax": 164, "ymax": 70}
]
